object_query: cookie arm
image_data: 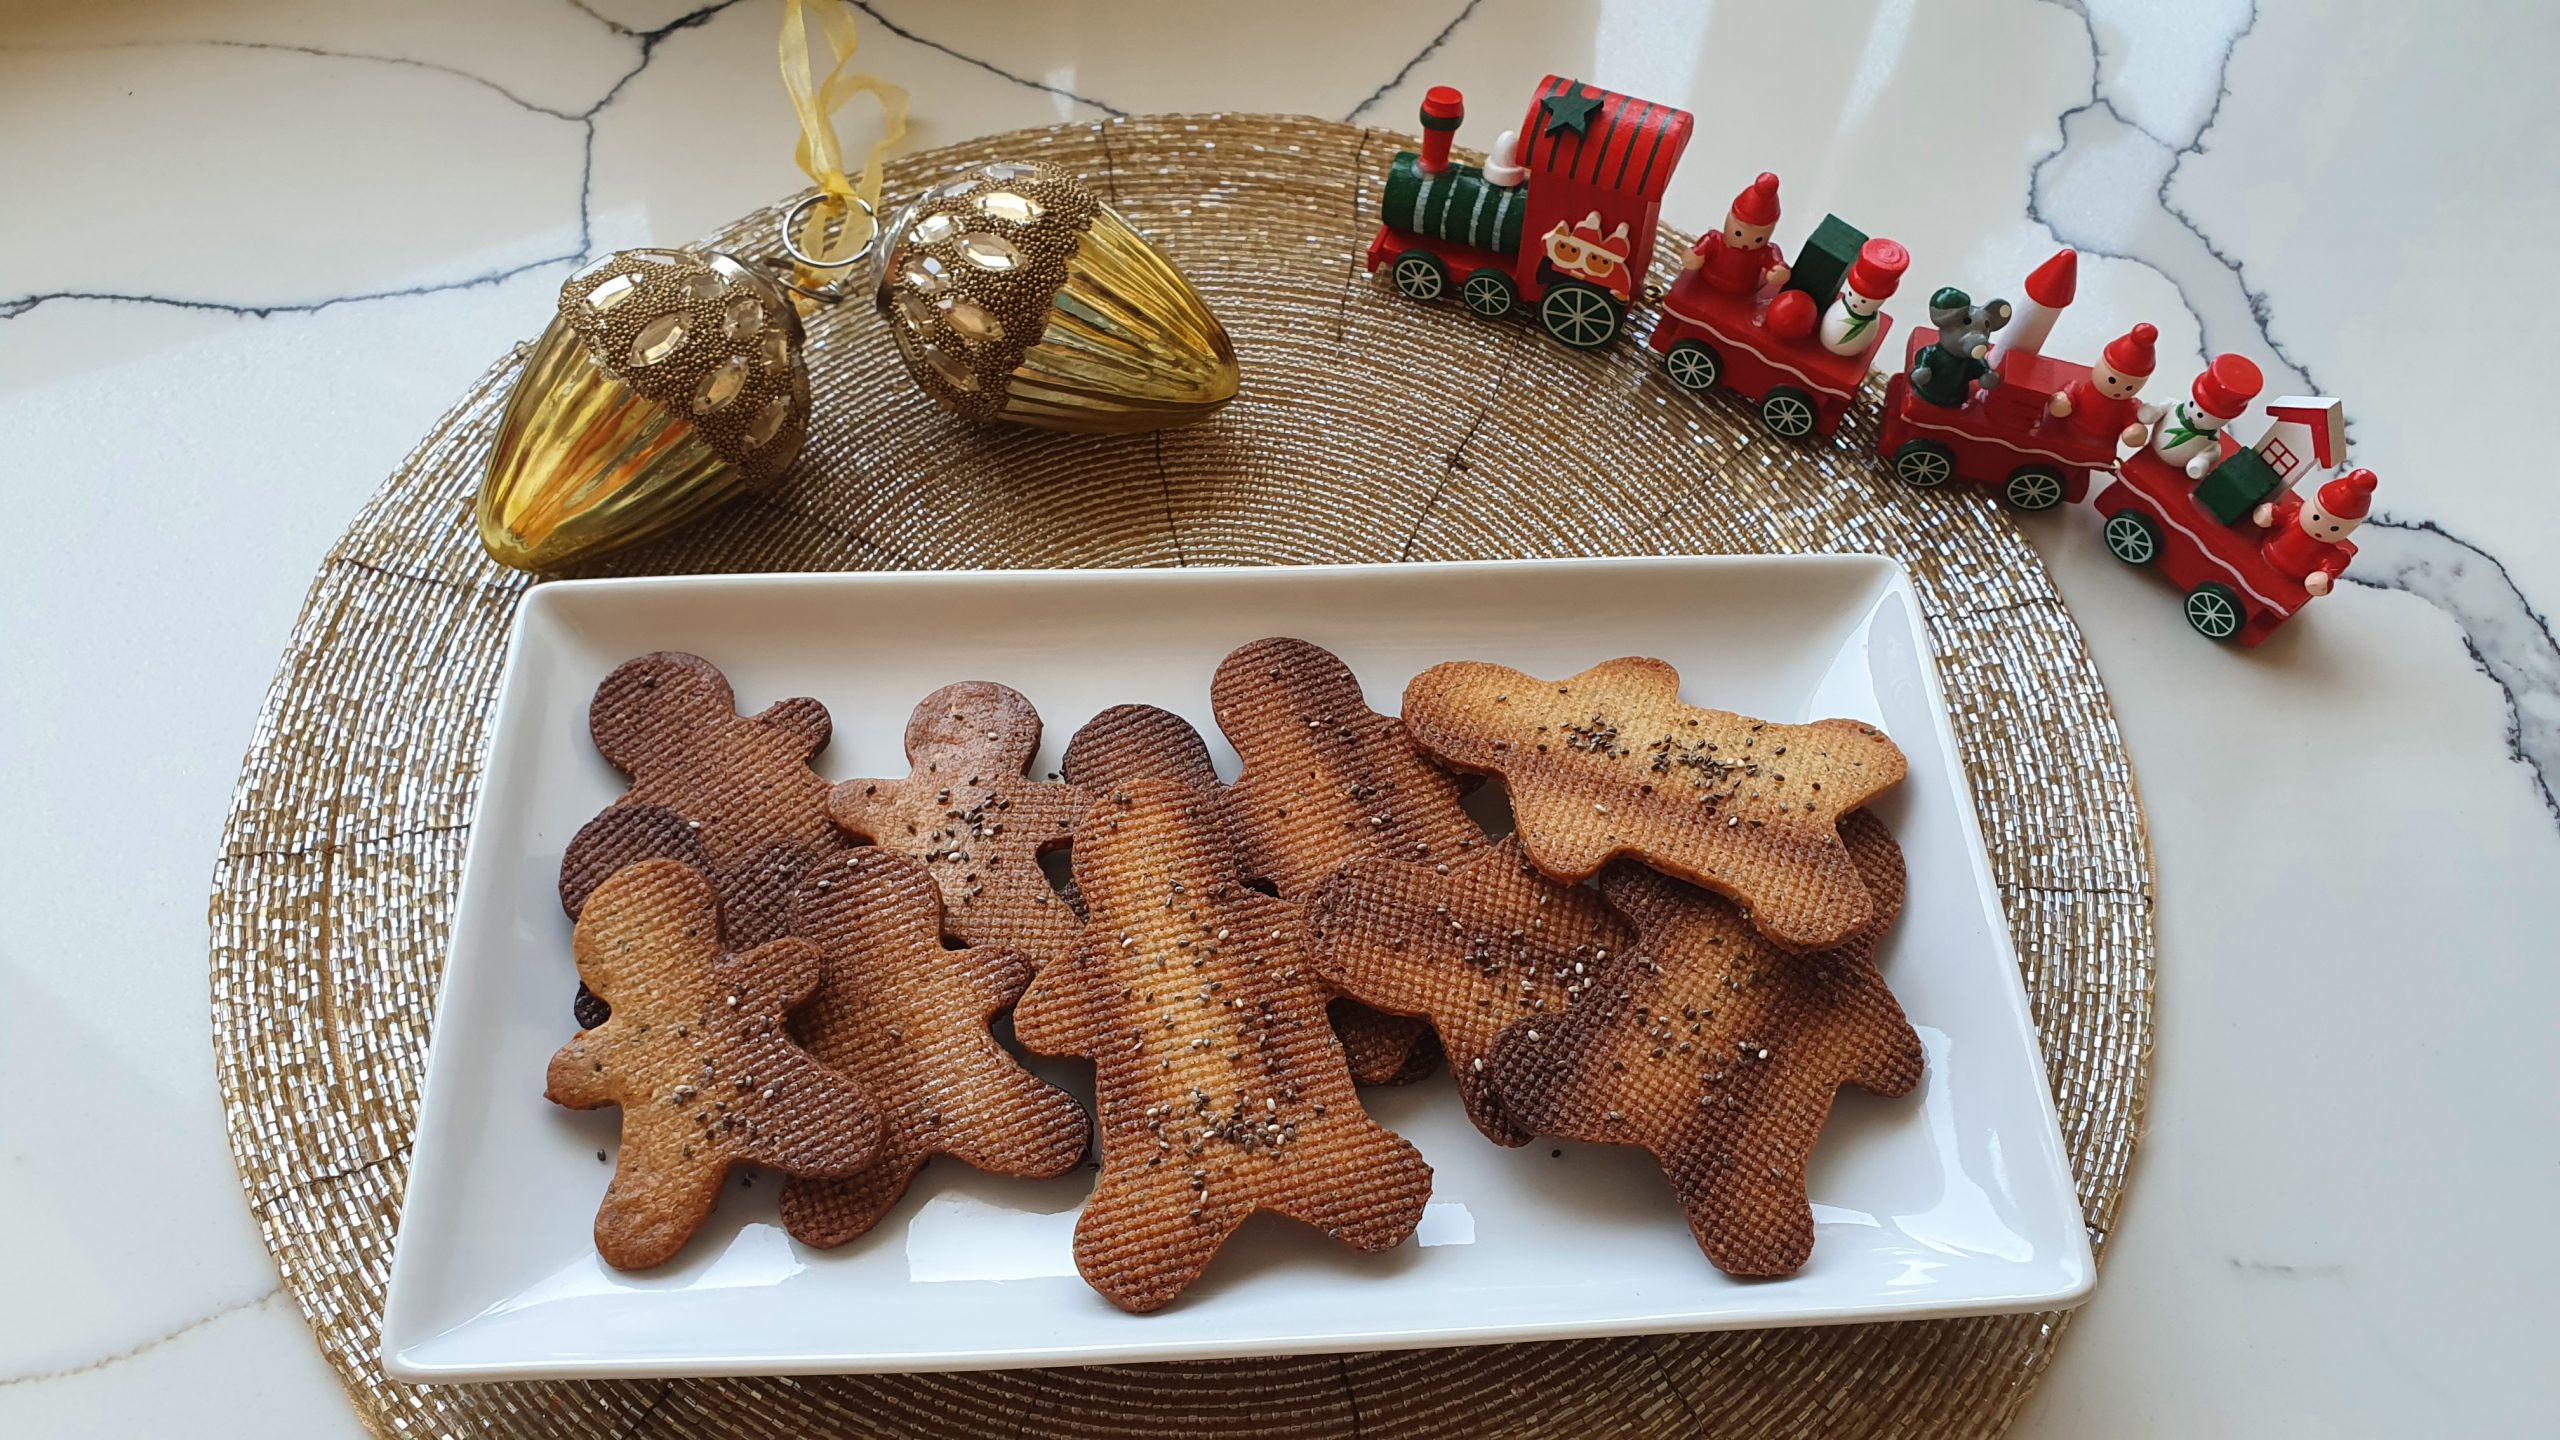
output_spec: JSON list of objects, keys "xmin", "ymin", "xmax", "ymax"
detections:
[
  {"xmin": 1833, "ymin": 966, "xmax": 1926, "ymax": 1098},
  {"xmin": 729, "ymin": 936, "xmax": 826, "ymax": 1017},
  {"xmin": 1009, "ymin": 953, "xmax": 1100, "ymax": 1057},
  {"xmin": 951, "ymin": 943, "xmax": 1035, "ymax": 1014},
  {"xmin": 824, "ymin": 779, "xmax": 902, "ymax": 843},
  {"xmin": 545, "ymin": 1035, "xmax": 617, "ymax": 1110}
]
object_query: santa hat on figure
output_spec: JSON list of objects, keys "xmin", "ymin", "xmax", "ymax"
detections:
[
  {"xmin": 2257, "ymin": 467, "xmax": 2377, "ymax": 597},
  {"xmin": 1730, "ymin": 172, "xmax": 1780, "ymax": 237},
  {"xmin": 2150, "ymin": 354, "xmax": 2265, "ymax": 478}
]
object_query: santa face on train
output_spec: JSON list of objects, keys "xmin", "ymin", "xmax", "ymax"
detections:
[{"xmin": 2294, "ymin": 490, "xmax": 2364, "ymax": 544}]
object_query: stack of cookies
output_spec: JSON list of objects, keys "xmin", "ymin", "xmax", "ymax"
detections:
[{"xmin": 545, "ymin": 639, "xmax": 1919, "ymax": 1310}]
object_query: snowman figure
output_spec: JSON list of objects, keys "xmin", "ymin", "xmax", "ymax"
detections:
[
  {"xmin": 2150, "ymin": 354, "xmax": 2264, "ymax": 478},
  {"xmin": 1819, "ymin": 238, "xmax": 1908, "ymax": 357},
  {"xmin": 2254, "ymin": 468, "xmax": 2377, "ymax": 597}
]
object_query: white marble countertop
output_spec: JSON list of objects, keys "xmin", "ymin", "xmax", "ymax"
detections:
[{"xmin": 4, "ymin": 1, "xmax": 2554, "ymax": 1434}]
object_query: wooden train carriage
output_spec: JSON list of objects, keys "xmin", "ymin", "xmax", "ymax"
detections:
[
  {"xmin": 2094, "ymin": 445, "xmax": 2322, "ymax": 646},
  {"xmin": 1369, "ymin": 76, "xmax": 1692, "ymax": 351},
  {"xmin": 1647, "ymin": 274, "xmax": 1889, "ymax": 440},
  {"xmin": 1878, "ymin": 331, "xmax": 2116, "ymax": 511}
]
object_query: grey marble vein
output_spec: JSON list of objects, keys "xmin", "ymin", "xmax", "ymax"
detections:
[
  {"xmin": 1343, "ymin": 0, "xmax": 1486, "ymax": 124},
  {"xmin": 0, "ymin": 0, "xmax": 748, "ymax": 322},
  {"xmin": 851, "ymin": 1, "xmax": 1127, "ymax": 117},
  {"xmin": 2031, "ymin": 0, "xmax": 2560, "ymax": 821}
]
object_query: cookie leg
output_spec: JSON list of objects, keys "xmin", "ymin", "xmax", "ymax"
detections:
[
  {"xmin": 1738, "ymin": 845, "xmax": 1875, "ymax": 952},
  {"xmin": 1073, "ymin": 1169, "xmax": 1247, "ymax": 1314},
  {"xmin": 1267, "ymin": 1134, "xmax": 1433, "ymax": 1252},
  {"xmin": 779, "ymin": 1145, "xmax": 928, "ymax": 1249},
  {"xmin": 1332, "ymin": 1000, "xmax": 1430, "ymax": 1086},
  {"xmin": 1662, "ymin": 1133, "xmax": 1816, "ymax": 1278},
  {"xmin": 593, "ymin": 1144, "xmax": 732, "ymax": 1271}
]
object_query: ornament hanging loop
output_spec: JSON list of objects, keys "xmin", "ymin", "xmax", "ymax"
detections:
[{"xmin": 773, "ymin": 192, "xmax": 877, "ymax": 303}]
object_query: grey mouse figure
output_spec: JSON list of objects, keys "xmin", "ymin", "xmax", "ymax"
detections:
[{"xmin": 1907, "ymin": 287, "xmax": 2013, "ymax": 408}]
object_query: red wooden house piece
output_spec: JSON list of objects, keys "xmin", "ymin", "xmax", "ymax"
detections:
[{"xmin": 1369, "ymin": 77, "xmax": 1692, "ymax": 351}]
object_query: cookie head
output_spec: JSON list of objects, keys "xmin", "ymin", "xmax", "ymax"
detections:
[
  {"xmin": 1060, "ymin": 704, "xmax": 1222, "ymax": 794},
  {"xmin": 588, "ymin": 652, "xmax": 743, "ymax": 773},
  {"xmin": 904, "ymin": 680, "xmax": 1042, "ymax": 774}
]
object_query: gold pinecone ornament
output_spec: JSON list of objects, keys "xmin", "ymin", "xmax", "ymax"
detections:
[
  {"xmin": 477, "ymin": 250, "xmax": 810, "ymax": 572},
  {"xmin": 873, "ymin": 161, "xmax": 1239, "ymax": 432},
  {"xmin": 474, "ymin": 163, "xmax": 1240, "ymax": 573}
]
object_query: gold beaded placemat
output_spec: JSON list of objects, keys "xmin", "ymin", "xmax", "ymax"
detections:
[{"xmin": 209, "ymin": 115, "xmax": 2153, "ymax": 1439}]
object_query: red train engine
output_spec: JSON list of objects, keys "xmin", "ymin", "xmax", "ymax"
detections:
[
  {"xmin": 1648, "ymin": 176, "xmax": 1910, "ymax": 440},
  {"xmin": 1367, "ymin": 78, "xmax": 1691, "ymax": 351},
  {"xmin": 1877, "ymin": 249, "xmax": 2152, "ymax": 510}
]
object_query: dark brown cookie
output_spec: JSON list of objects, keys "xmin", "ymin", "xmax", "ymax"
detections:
[
  {"xmin": 1060, "ymin": 701, "xmax": 1434, "ymax": 1086},
  {"xmin": 559, "ymin": 652, "xmax": 854, "ymax": 1023},
  {"xmin": 827, "ymin": 681, "xmax": 1083, "ymax": 969},
  {"xmin": 546, "ymin": 859, "xmax": 883, "ymax": 1270},
  {"xmin": 1486, "ymin": 811, "xmax": 1924, "ymax": 1276},
  {"xmin": 1011, "ymin": 779, "xmax": 1433, "ymax": 1313},
  {"xmin": 1308, "ymin": 834, "xmax": 1631, "ymax": 1144},
  {"xmin": 1402, "ymin": 657, "xmax": 1907, "ymax": 951},
  {"xmin": 1212, "ymin": 637, "xmax": 1485, "ymax": 895},
  {"xmin": 778, "ymin": 848, "xmax": 1091, "ymax": 1247}
]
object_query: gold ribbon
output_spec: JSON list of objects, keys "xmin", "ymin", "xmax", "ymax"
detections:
[{"xmin": 780, "ymin": 0, "xmax": 910, "ymax": 267}]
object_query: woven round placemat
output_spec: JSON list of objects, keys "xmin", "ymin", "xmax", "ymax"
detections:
[{"xmin": 210, "ymin": 115, "xmax": 2153, "ymax": 1439}]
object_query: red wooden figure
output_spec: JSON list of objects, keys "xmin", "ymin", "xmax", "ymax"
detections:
[{"xmin": 1369, "ymin": 77, "xmax": 1693, "ymax": 352}]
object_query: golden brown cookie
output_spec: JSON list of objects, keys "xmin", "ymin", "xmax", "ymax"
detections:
[
  {"xmin": 1402, "ymin": 657, "xmax": 1906, "ymax": 951},
  {"xmin": 545, "ymin": 859, "xmax": 883, "ymax": 1270},
  {"xmin": 560, "ymin": 652, "xmax": 853, "ymax": 1026},
  {"xmin": 777, "ymin": 848, "xmax": 1091, "ymax": 1246},
  {"xmin": 1059, "ymin": 701, "xmax": 1434, "ymax": 1087},
  {"xmin": 1213, "ymin": 637, "xmax": 1485, "ymax": 895},
  {"xmin": 1011, "ymin": 779, "xmax": 1434, "ymax": 1313},
  {"xmin": 1485, "ymin": 811, "xmax": 1923, "ymax": 1277},
  {"xmin": 827, "ymin": 681, "xmax": 1083, "ymax": 969},
  {"xmin": 1307, "ymin": 834, "xmax": 1631, "ymax": 1144}
]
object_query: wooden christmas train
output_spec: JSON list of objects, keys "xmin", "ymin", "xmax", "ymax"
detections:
[{"xmin": 1368, "ymin": 77, "xmax": 2380, "ymax": 647}]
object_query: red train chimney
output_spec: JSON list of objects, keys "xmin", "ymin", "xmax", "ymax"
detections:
[{"xmin": 1419, "ymin": 86, "xmax": 1464, "ymax": 175}]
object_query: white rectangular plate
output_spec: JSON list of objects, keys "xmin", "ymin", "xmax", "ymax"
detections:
[{"xmin": 383, "ymin": 556, "xmax": 2092, "ymax": 1382}]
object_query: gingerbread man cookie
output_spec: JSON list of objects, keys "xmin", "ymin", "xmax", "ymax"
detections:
[
  {"xmin": 1012, "ymin": 779, "xmax": 1433, "ymax": 1313},
  {"xmin": 546, "ymin": 859, "xmax": 883, "ymax": 1270},
  {"xmin": 1060, "ymin": 701, "xmax": 1435, "ymax": 1087},
  {"xmin": 827, "ymin": 682, "xmax": 1083, "ymax": 969},
  {"xmin": 1486, "ymin": 811, "xmax": 1924, "ymax": 1276},
  {"xmin": 1402, "ymin": 656, "xmax": 1906, "ymax": 951},
  {"xmin": 779, "ymin": 848, "xmax": 1091, "ymax": 1247}
]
